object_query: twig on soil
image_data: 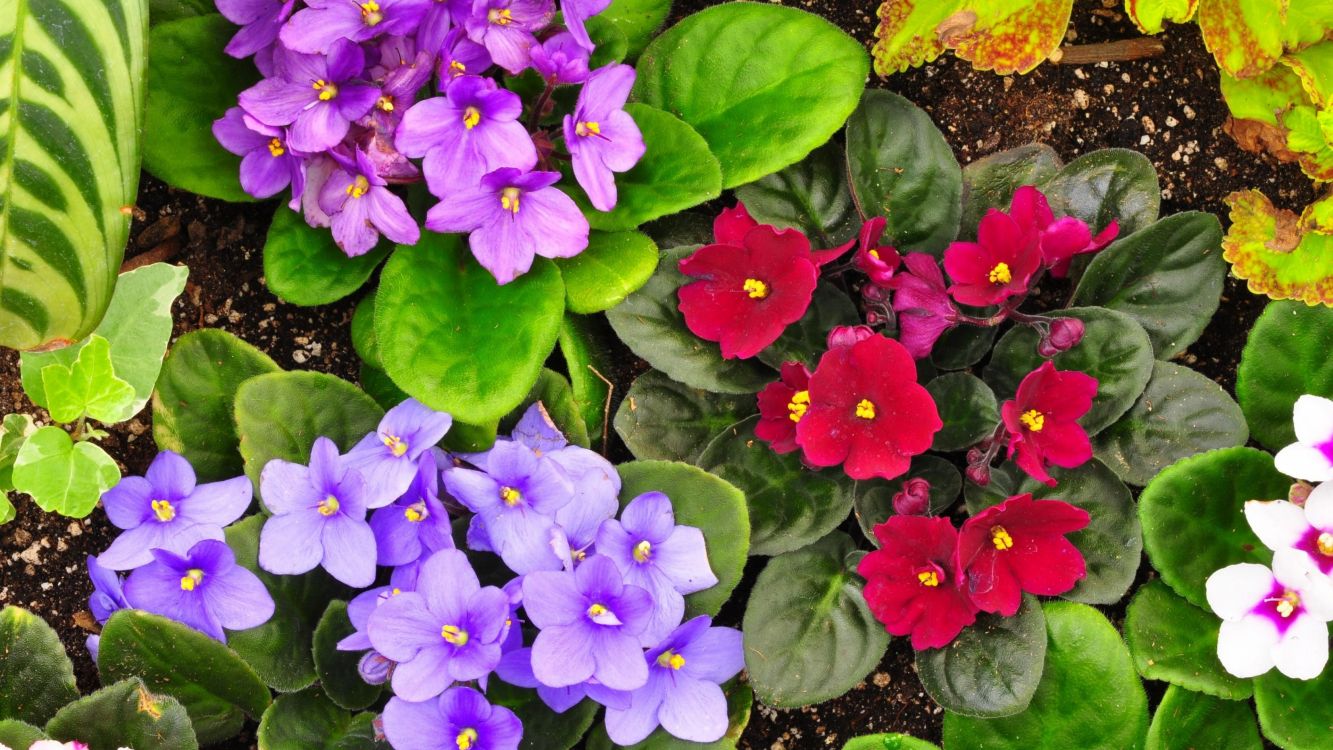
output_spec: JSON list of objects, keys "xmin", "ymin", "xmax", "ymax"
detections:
[
  {"xmin": 588, "ymin": 364, "xmax": 615, "ymax": 457},
  {"xmin": 1049, "ymin": 38, "xmax": 1165, "ymax": 65},
  {"xmin": 120, "ymin": 240, "xmax": 181, "ymax": 273}
]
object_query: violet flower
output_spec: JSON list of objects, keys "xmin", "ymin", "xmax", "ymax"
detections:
[
  {"xmin": 531, "ymin": 31, "xmax": 589, "ymax": 84},
  {"xmin": 604, "ymin": 615, "xmax": 745, "ymax": 746},
  {"xmin": 87, "ymin": 555, "xmax": 130, "ymax": 625},
  {"xmin": 437, "ymin": 28, "xmax": 493, "ymax": 84},
  {"xmin": 888, "ymin": 253, "xmax": 960, "ymax": 359},
  {"xmin": 239, "ymin": 40, "xmax": 379, "ymax": 153},
  {"xmin": 416, "ymin": 0, "xmax": 473, "ymax": 55},
  {"xmin": 338, "ymin": 584, "xmax": 409, "ymax": 652},
  {"xmin": 382, "ymin": 687, "xmax": 522, "ymax": 750},
  {"xmin": 463, "ymin": 0, "xmax": 554, "ymax": 74},
  {"xmin": 319, "ymin": 148, "xmax": 421, "ymax": 257},
  {"xmin": 344, "ymin": 397, "xmax": 454, "ymax": 507},
  {"xmin": 495, "ymin": 646, "xmax": 630, "ymax": 713},
  {"xmin": 368, "ymin": 549, "xmax": 510, "ymax": 701},
  {"xmin": 216, "ymin": 0, "xmax": 295, "ymax": 59},
  {"xmin": 426, "ymin": 167, "xmax": 589, "ymax": 284},
  {"xmin": 123, "ymin": 539, "xmax": 274, "ymax": 642},
  {"xmin": 282, "ymin": 0, "xmax": 431, "ymax": 54},
  {"xmin": 370, "ymin": 456, "xmax": 456, "ymax": 566},
  {"xmin": 522, "ymin": 554, "xmax": 653, "ymax": 690},
  {"xmin": 597, "ymin": 491, "xmax": 717, "ymax": 644},
  {"xmin": 563, "ymin": 63, "xmax": 644, "ymax": 212},
  {"xmin": 212, "ymin": 107, "xmax": 304, "ymax": 200},
  {"xmin": 98, "ymin": 450, "xmax": 252, "ymax": 570},
  {"xmin": 367, "ymin": 37, "xmax": 436, "ymax": 131},
  {"xmin": 560, "ymin": 0, "xmax": 610, "ymax": 50},
  {"xmin": 257, "ymin": 437, "xmax": 378, "ymax": 588}
]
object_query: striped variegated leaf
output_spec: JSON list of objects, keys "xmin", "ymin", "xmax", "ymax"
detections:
[{"xmin": 0, "ymin": 0, "xmax": 148, "ymax": 351}]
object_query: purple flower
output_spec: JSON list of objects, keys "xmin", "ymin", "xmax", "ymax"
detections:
[
  {"xmin": 463, "ymin": 0, "xmax": 554, "ymax": 74},
  {"xmin": 238, "ymin": 40, "xmax": 379, "ymax": 153},
  {"xmin": 87, "ymin": 555, "xmax": 130, "ymax": 624},
  {"xmin": 443, "ymin": 439, "xmax": 572, "ymax": 573},
  {"xmin": 396, "ymin": 75, "xmax": 536, "ymax": 192},
  {"xmin": 281, "ymin": 0, "xmax": 431, "ymax": 54},
  {"xmin": 300, "ymin": 155, "xmax": 338, "ymax": 227},
  {"xmin": 344, "ymin": 398, "xmax": 454, "ymax": 507},
  {"xmin": 550, "ymin": 446, "xmax": 620, "ymax": 562},
  {"xmin": 212, "ymin": 107, "xmax": 304, "ymax": 200},
  {"xmin": 435, "ymin": 27, "xmax": 493, "ymax": 83},
  {"xmin": 367, "ymin": 37, "xmax": 435, "ymax": 130},
  {"xmin": 495, "ymin": 646, "xmax": 630, "ymax": 713},
  {"xmin": 530, "ymin": 31, "xmax": 589, "ymax": 84},
  {"xmin": 416, "ymin": 0, "xmax": 473, "ymax": 55},
  {"xmin": 216, "ymin": 0, "xmax": 295, "ymax": 59},
  {"xmin": 522, "ymin": 554, "xmax": 653, "ymax": 690},
  {"xmin": 370, "ymin": 457, "xmax": 456, "ymax": 566},
  {"xmin": 383, "ymin": 686, "xmax": 521, "ymax": 750},
  {"xmin": 426, "ymin": 167, "xmax": 589, "ymax": 284},
  {"xmin": 603, "ymin": 615, "xmax": 744, "ymax": 745},
  {"xmin": 563, "ymin": 64, "xmax": 644, "ymax": 211},
  {"xmin": 257, "ymin": 437, "xmax": 377, "ymax": 587},
  {"xmin": 338, "ymin": 584, "xmax": 408, "ymax": 651},
  {"xmin": 597, "ymin": 492, "xmax": 717, "ymax": 644},
  {"xmin": 560, "ymin": 0, "xmax": 610, "ymax": 50},
  {"xmin": 368, "ymin": 549, "xmax": 510, "ymax": 701},
  {"xmin": 123, "ymin": 539, "xmax": 274, "ymax": 642},
  {"xmin": 97, "ymin": 451, "xmax": 252, "ymax": 570},
  {"xmin": 319, "ymin": 148, "xmax": 421, "ymax": 256}
]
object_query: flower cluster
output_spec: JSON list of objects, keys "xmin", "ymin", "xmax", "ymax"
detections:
[
  {"xmin": 214, "ymin": 0, "xmax": 644, "ymax": 283},
  {"xmin": 1206, "ymin": 394, "xmax": 1333, "ymax": 681},
  {"xmin": 858, "ymin": 493, "xmax": 1090, "ymax": 649}
]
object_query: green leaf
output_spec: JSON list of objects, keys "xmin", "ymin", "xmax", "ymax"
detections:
[
  {"xmin": 12, "ymin": 426, "xmax": 120, "ymax": 517},
  {"xmin": 39, "ymin": 335, "xmax": 135, "ymax": 423},
  {"xmin": 0, "ymin": 720, "xmax": 48, "ymax": 748},
  {"xmin": 45, "ymin": 678, "xmax": 199, "ymax": 750},
  {"xmin": 148, "ymin": 0, "xmax": 215, "ymax": 24},
  {"xmin": 616, "ymin": 460, "xmax": 749, "ymax": 617},
  {"xmin": 1146, "ymin": 685, "xmax": 1262, "ymax": 750},
  {"xmin": 1125, "ymin": 580, "xmax": 1252, "ymax": 700},
  {"xmin": 756, "ymin": 282, "xmax": 860, "ymax": 371},
  {"xmin": 844, "ymin": 735, "xmax": 941, "ymax": 750},
  {"xmin": 0, "ymin": 0, "xmax": 146, "ymax": 351},
  {"xmin": 0, "ymin": 413, "xmax": 35, "ymax": 493},
  {"xmin": 556, "ymin": 230, "xmax": 659, "ymax": 314},
  {"xmin": 558, "ymin": 313, "xmax": 619, "ymax": 449},
  {"xmin": 846, "ymin": 90, "xmax": 963, "ymax": 255},
  {"xmin": 143, "ymin": 14, "xmax": 259, "ymax": 202},
  {"xmin": 257, "ymin": 690, "xmax": 385, "ymax": 750},
  {"xmin": 98, "ymin": 609, "xmax": 270, "ymax": 745},
  {"xmin": 697, "ymin": 415, "xmax": 853, "ymax": 557},
  {"xmin": 984, "ymin": 306, "xmax": 1155, "ymax": 436},
  {"xmin": 312, "ymin": 602, "xmax": 380, "ymax": 712},
  {"xmin": 600, "ymin": 0, "xmax": 672, "ymax": 58},
  {"xmin": 509, "ymin": 692, "xmax": 598, "ymax": 750},
  {"xmin": 1236, "ymin": 300, "xmax": 1333, "ymax": 451},
  {"xmin": 926, "ymin": 372, "xmax": 999, "ymax": 452},
  {"xmin": 641, "ymin": 212, "xmax": 714, "ymax": 249},
  {"xmin": 263, "ymin": 208, "xmax": 390, "ymax": 307},
  {"xmin": 1038, "ymin": 148, "xmax": 1161, "ymax": 237},
  {"xmin": 943, "ymin": 602, "xmax": 1149, "ymax": 750},
  {"xmin": 1126, "ymin": 0, "xmax": 1199, "ymax": 34},
  {"xmin": 151, "ymin": 329, "xmax": 282, "ymax": 481},
  {"xmin": 585, "ymin": 14, "xmax": 629, "ymax": 68},
  {"xmin": 1219, "ymin": 64, "xmax": 1306, "ymax": 126},
  {"xmin": 614, "ymin": 369, "xmax": 755, "ymax": 463},
  {"xmin": 351, "ymin": 292, "xmax": 381, "ymax": 369},
  {"xmin": 1093, "ymin": 361, "xmax": 1249, "ymax": 487},
  {"xmin": 1139, "ymin": 447, "xmax": 1291, "ymax": 609},
  {"xmin": 234, "ymin": 371, "xmax": 384, "ymax": 497},
  {"xmin": 960, "ymin": 144, "xmax": 1063, "ymax": 238},
  {"xmin": 607, "ymin": 246, "xmax": 773, "ymax": 394},
  {"xmin": 359, "ymin": 363, "xmax": 411, "ymax": 412},
  {"xmin": 931, "ymin": 323, "xmax": 998, "ymax": 371},
  {"xmin": 735, "ymin": 142, "xmax": 861, "ymax": 246},
  {"xmin": 1070, "ymin": 213, "xmax": 1225, "ymax": 358},
  {"xmin": 376, "ymin": 233, "xmax": 565, "ymax": 424},
  {"xmin": 0, "ymin": 606, "xmax": 78, "ymax": 725},
  {"xmin": 917, "ymin": 595, "xmax": 1047, "ymax": 718},
  {"xmin": 1196, "ymin": 0, "xmax": 1333, "ymax": 79},
  {"xmin": 1221, "ymin": 190, "xmax": 1333, "ymax": 306},
  {"xmin": 500, "ymin": 368, "xmax": 591, "ymax": 449},
  {"xmin": 572, "ymin": 104, "xmax": 723, "ymax": 232},
  {"xmin": 584, "ymin": 681, "xmax": 754, "ymax": 749},
  {"xmin": 632, "ymin": 2, "xmax": 868, "ymax": 188},
  {"xmin": 853, "ymin": 454, "xmax": 962, "ymax": 544},
  {"xmin": 744, "ymin": 532, "xmax": 889, "ymax": 708},
  {"xmin": 1254, "ymin": 668, "xmax": 1333, "ymax": 750}
]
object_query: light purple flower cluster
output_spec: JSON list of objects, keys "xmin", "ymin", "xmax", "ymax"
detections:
[{"xmin": 213, "ymin": 0, "xmax": 645, "ymax": 283}]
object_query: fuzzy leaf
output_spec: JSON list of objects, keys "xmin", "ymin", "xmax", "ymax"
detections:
[
  {"xmin": 1038, "ymin": 148, "xmax": 1160, "ymax": 237},
  {"xmin": 312, "ymin": 602, "xmax": 380, "ymax": 712},
  {"xmin": 599, "ymin": 0, "xmax": 672, "ymax": 58},
  {"xmin": 614, "ymin": 369, "xmax": 755, "ymax": 463},
  {"xmin": 263, "ymin": 208, "xmax": 390, "ymax": 307},
  {"xmin": 757, "ymin": 282, "xmax": 860, "ymax": 371},
  {"xmin": 557, "ymin": 313, "xmax": 619, "ymax": 449},
  {"xmin": 1236, "ymin": 299, "xmax": 1333, "ymax": 450},
  {"xmin": 1125, "ymin": 580, "xmax": 1252, "ymax": 699},
  {"xmin": 1221, "ymin": 190, "xmax": 1333, "ymax": 305},
  {"xmin": 735, "ymin": 142, "xmax": 861, "ymax": 247},
  {"xmin": 926, "ymin": 372, "xmax": 999, "ymax": 452},
  {"xmin": 1145, "ymin": 685, "xmax": 1261, "ymax": 750},
  {"xmin": 917, "ymin": 595, "xmax": 1047, "ymax": 718},
  {"xmin": 257, "ymin": 689, "xmax": 385, "ymax": 750},
  {"xmin": 45, "ymin": 678, "xmax": 199, "ymax": 750},
  {"xmin": 12, "ymin": 426, "xmax": 120, "ymax": 517},
  {"xmin": 0, "ymin": 721, "xmax": 47, "ymax": 748},
  {"xmin": 0, "ymin": 607, "xmax": 78, "ymax": 726},
  {"xmin": 960, "ymin": 144, "xmax": 1063, "ymax": 239},
  {"xmin": 555, "ymin": 230, "xmax": 659, "ymax": 314},
  {"xmin": 1254, "ymin": 668, "xmax": 1333, "ymax": 750}
]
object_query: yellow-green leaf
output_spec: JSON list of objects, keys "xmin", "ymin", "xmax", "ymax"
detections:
[
  {"xmin": 1126, "ymin": 0, "xmax": 1199, "ymax": 34},
  {"xmin": 871, "ymin": 0, "xmax": 959, "ymax": 76},
  {"xmin": 950, "ymin": 0, "xmax": 1074, "ymax": 75},
  {"xmin": 1221, "ymin": 189, "xmax": 1333, "ymax": 305},
  {"xmin": 1219, "ymin": 64, "xmax": 1306, "ymax": 125},
  {"xmin": 1284, "ymin": 40, "xmax": 1333, "ymax": 107},
  {"xmin": 1197, "ymin": 0, "xmax": 1333, "ymax": 79},
  {"xmin": 1282, "ymin": 105, "xmax": 1333, "ymax": 180}
]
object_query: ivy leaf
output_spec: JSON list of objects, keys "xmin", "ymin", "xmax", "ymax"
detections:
[
  {"xmin": 40, "ymin": 336, "xmax": 136, "ymax": 424},
  {"xmin": 917, "ymin": 595, "xmax": 1047, "ymax": 718},
  {"xmin": 1039, "ymin": 148, "xmax": 1160, "ymax": 237},
  {"xmin": 614, "ymin": 369, "xmax": 755, "ymax": 464},
  {"xmin": 555, "ymin": 230, "xmax": 659, "ymax": 314},
  {"xmin": 735, "ymin": 143, "xmax": 861, "ymax": 246},
  {"xmin": 45, "ymin": 679, "xmax": 199, "ymax": 750},
  {"xmin": 1145, "ymin": 685, "xmax": 1261, "ymax": 750},
  {"xmin": 960, "ymin": 144, "xmax": 1063, "ymax": 239},
  {"xmin": 263, "ymin": 208, "xmax": 391, "ymax": 307},
  {"xmin": 1236, "ymin": 299, "xmax": 1333, "ymax": 450},
  {"xmin": 1125, "ymin": 580, "xmax": 1252, "ymax": 700},
  {"xmin": 0, "ymin": 606, "xmax": 78, "ymax": 726},
  {"xmin": 1222, "ymin": 190, "xmax": 1333, "ymax": 306},
  {"xmin": 12, "ymin": 426, "xmax": 121, "ymax": 518},
  {"xmin": 853, "ymin": 454, "xmax": 962, "ymax": 544},
  {"xmin": 1126, "ymin": 0, "xmax": 1200, "ymax": 34}
]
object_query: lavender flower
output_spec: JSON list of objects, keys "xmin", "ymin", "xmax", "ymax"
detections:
[
  {"xmin": 216, "ymin": 0, "xmax": 295, "ymax": 59},
  {"xmin": 97, "ymin": 450, "xmax": 252, "ymax": 570},
  {"xmin": 258, "ymin": 437, "xmax": 377, "ymax": 587},
  {"xmin": 319, "ymin": 148, "xmax": 421, "ymax": 256},
  {"xmin": 344, "ymin": 398, "xmax": 454, "ymax": 507},
  {"xmin": 338, "ymin": 584, "xmax": 409, "ymax": 652},
  {"xmin": 382, "ymin": 687, "xmax": 521, "ymax": 750},
  {"xmin": 530, "ymin": 31, "xmax": 589, "ymax": 84},
  {"xmin": 560, "ymin": 0, "xmax": 610, "ymax": 50},
  {"xmin": 281, "ymin": 0, "xmax": 431, "ymax": 54},
  {"xmin": 239, "ymin": 40, "xmax": 379, "ymax": 153},
  {"xmin": 123, "ymin": 539, "xmax": 274, "ymax": 642},
  {"xmin": 463, "ymin": 0, "xmax": 554, "ymax": 74},
  {"xmin": 437, "ymin": 28, "xmax": 493, "ymax": 83},
  {"xmin": 369, "ymin": 456, "xmax": 455, "ymax": 566},
  {"xmin": 564, "ymin": 63, "xmax": 644, "ymax": 211},
  {"xmin": 550, "ymin": 446, "xmax": 620, "ymax": 564},
  {"xmin": 367, "ymin": 36, "xmax": 435, "ymax": 132},
  {"xmin": 426, "ymin": 167, "xmax": 589, "ymax": 284},
  {"xmin": 604, "ymin": 616, "xmax": 745, "ymax": 745},
  {"xmin": 416, "ymin": 0, "xmax": 473, "ymax": 55},
  {"xmin": 495, "ymin": 646, "xmax": 630, "ymax": 713},
  {"xmin": 522, "ymin": 554, "xmax": 653, "ymax": 690},
  {"xmin": 368, "ymin": 549, "xmax": 510, "ymax": 701},
  {"xmin": 213, "ymin": 107, "xmax": 305, "ymax": 200},
  {"xmin": 87, "ymin": 555, "xmax": 130, "ymax": 624}
]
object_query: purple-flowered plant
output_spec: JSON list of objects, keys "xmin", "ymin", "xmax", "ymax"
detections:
[
  {"xmin": 382, "ymin": 686, "xmax": 522, "ymax": 750},
  {"xmin": 564, "ymin": 63, "xmax": 645, "ymax": 211},
  {"xmin": 123, "ymin": 539, "xmax": 275, "ymax": 642},
  {"xmin": 344, "ymin": 397, "xmax": 454, "ymax": 507}
]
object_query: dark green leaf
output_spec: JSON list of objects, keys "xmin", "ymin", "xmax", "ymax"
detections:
[
  {"xmin": 960, "ymin": 144, "xmax": 1063, "ymax": 238},
  {"xmin": 263, "ymin": 208, "xmax": 390, "ymax": 307},
  {"xmin": 1254, "ymin": 668, "xmax": 1333, "ymax": 750},
  {"xmin": 257, "ymin": 689, "xmax": 386, "ymax": 750},
  {"xmin": 1125, "ymin": 580, "xmax": 1252, "ymax": 700},
  {"xmin": 556, "ymin": 230, "xmax": 659, "ymax": 314},
  {"xmin": 1236, "ymin": 301, "xmax": 1333, "ymax": 451},
  {"xmin": 853, "ymin": 454, "xmax": 962, "ymax": 544},
  {"xmin": 1038, "ymin": 148, "xmax": 1161, "ymax": 236},
  {"xmin": 1146, "ymin": 685, "xmax": 1261, "ymax": 750},
  {"xmin": 45, "ymin": 678, "xmax": 198, "ymax": 750},
  {"xmin": 312, "ymin": 602, "xmax": 380, "ymax": 712},
  {"xmin": 641, "ymin": 212, "xmax": 714, "ymax": 249},
  {"xmin": 359, "ymin": 363, "xmax": 411, "ymax": 412},
  {"xmin": 917, "ymin": 595, "xmax": 1047, "ymax": 718},
  {"xmin": 0, "ymin": 606, "xmax": 77, "ymax": 725},
  {"xmin": 615, "ymin": 369, "xmax": 755, "ymax": 463},
  {"xmin": 735, "ymin": 142, "xmax": 860, "ymax": 246},
  {"xmin": 148, "ymin": 0, "xmax": 214, "ymax": 24},
  {"xmin": 757, "ymin": 282, "xmax": 860, "ymax": 370},
  {"xmin": 931, "ymin": 323, "xmax": 997, "ymax": 371},
  {"xmin": 926, "ymin": 373, "xmax": 999, "ymax": 452},
  {"xmin": 0, "ymin": 720, "xmax": 47, "ymax": 748},
  {"xmin": 351, "ymin": 292, "xmax": 381, "ymax": 369},
  {"xmin": 487, "ymin": 684, "xmax": 599, "ymax": 750}
]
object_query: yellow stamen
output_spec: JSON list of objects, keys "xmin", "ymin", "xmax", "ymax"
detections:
[
  {"xmin": 788, "ymin": 390, "xmax": 810, "ymax": 423},
  {"xmin": 360, "ymin": 0, "xmax": 382, "ymax": 25},
  {"xmin": 318, "ymin": 495, "xmax": 340, "ymax": 517},
  {"xmin": 179, "ymin": 568, "xmax": 204, "ymax": 591},
  {"xmin": 267, "ymin": 138, "xmax": 285, "ymax": 157},
  {"xmin": 500, "ymin": 187, "xmax": 521, "ymax": 214},
  {"xmin": 313, "ymin": 79, "xmax": 338, "ymax": 101},
  {"xmin": 587, "ymin": 603, "xmax": 608, "ymax": 617},
  {"xmin": 987, "ymin": 262, "xmax": 1012, "ymax": 284},
  {"xmin": 575, "ymin": 120, "xmax": 601, "ymax": 137},
  {"xmin": 633, "ymin": 540, "xmax": 652, "ymax": 563},
  {"xmin": 488, "ymin": 8, "xmax": 512, "ymax": 24},
  {"xmin": 743, "ymin": 278, "xmax": 769, "ymax": 299},
  {"xmin": 441, "ymin": 624, "xmax": 470, "ymax": 645},
  {"xmin": 456, "ymin": 728, "xmax": 478, "ymax": 750},
  {"xmin": 1276, "ymin": 590, "xmax": 1300, "ymax": 618},
  {"xmin": 500, "ymin": 486, "xmax": 522, "ymax": 506},
  {"xmin": 346, "ymin": 175, "xmax": 370, "ymax": 199},
  {"xmin": 855, "ymin": 399, "xmax": 876, "ymax": 420},
  {"xmin": 381, "ymin": 434, "xmax": 409, "ymax": 457},
  {"xmin": 869, "ymin": 249, "xmax": 880, "ymax": 260},
  {"xmin": 151, "ymin": 499, "xmax": 176, "ymax": 522},
  {"xmin": 1318, "ymin": 532, "xmax": 1333, "ymax": 556},
  {"xmin": 376, "ymin": 95, "xmax": 395, "ymax": 112},
  {"xmin": 657, "ymin": 650, "xmax": 686, "ymax": 670},
  {"xmin": 449, "ymin": 60, "xmax": 467, "ymax": 76},
  {"xmin": 1019, "ymin": 409, "xmax": 1045, "ymax": 432},
  {"xmin": 404, "ymin": 504, "xmax": 425, "ymax": 523},
  {"xmin": 917, "ymin": 570, "xmax": 940, "ymax": 587},
  {"xmin": 463, "ymin": 106, "xmax": 481, "ymax": 129},
  {"xmin": 991, "ymin": 526, "xmax": 1014, "ymax": 551}
]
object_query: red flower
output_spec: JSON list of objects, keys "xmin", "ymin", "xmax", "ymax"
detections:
[
  {"xmin": 1001, "ymin": 361, "xmax": 1097, "ymax": 486},
  {"xmin": 854, "ymin": 217, "xmax": 901, "ymax": 285},
  {"xmin": 955, "ymin": 493, "xmax": 1090, "ymax": 616},
  {"xmin": 755, "ymin": 362, "xmax": 811, "ymax": 454},
  {"xmin": 1008, "ymin": 186, "xmax": 1119, "ymax": 278},
  {"xmin": 943, "ymin": 209, "xmax": 1041, "ymax": 307},
  {"xmin": 888, "ymin": 254, "xmax": 958, "ymax": 359},
  {"xmin": 713, "ymin": 202, "xmax": 758, "ymax": 245},
  {"xmin": 796, "ymin": 334, "xmax": 941, "ymax": 480},
  {"xmin": 859, "ymin": 515, "xmax": 979, "ymax": 650}
]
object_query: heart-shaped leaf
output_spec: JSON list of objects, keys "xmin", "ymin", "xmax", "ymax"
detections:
[
  {"xmin": 735, "ymin": 142, "xmax": 860, "ymax": 247},
  {"xmin": 1254, "ymin": 668, "xmax": 1333, "ymax": 750},
  {"xmin": 1236, "ymin": 300, "xmax": 1333, "ymax": 451},
  {"xmin": 931, "ymin": 323, "xmax": 998, "ymax": 371},
  {"xmin": 40, "ymin": 335, "xmax": 135, "ymax": 424},
  {"xmin": 1038, "ymin": 148, "xmax": 1160, "ymax": 236},
  {"xmin": 853, "ymin": 454, "xmax": 962, "ymax": 543},
  {"xmin": 257, "ymin": 689, "xmax": 383, "ymax": 750},
  {"xmin": 556, "ymin": 230, "xmax": 658, "ymax": 314},
  {"xmin": 614, "ymin": 369, "xmax": 755, "ymax": 463},
  {"xmin": 697, "ymin": 416, "xmax": 853, "ymax": 557},
  {"xmin": 0, "ymin": 414, "xmax": 35, "ymax": 496},
  {"xmin": 599, "ymin": 0, "xmax": 672, "ymax": 58},
  {"xmin": 846, "ymin": 90, "xmax": 962, "ymax": 255},
  {"xmin": 926, "ymin": 372, "xmax": 1000, "ymax": 452},
  {"xmin": 1146, "ymin": 685, "xmax": 1262, "ymax": 750},
  {"xmin": 376, "ymin": 234, "xmax": 566, "ymax": 424},
  {"xmin": 46, "ymin": 678, "xmax": 199, "ymax": 750},
  {"xmin": 1125, "ymin": 580, "xmax": 1252, "ymax": 700},
  {"xmin": 263, "ymin": 208, "xmax": 390, "ymax": 307},
  {"xmin": 0, "ymin": 606, "xmax": 77, "ymax": 726},
  {"xmin": 757, "ymin": 282, "xmax": 861, "ymax": 371},
  {"xmin": 960, "ymin": 144, "xmax": 1063, "ymax": 238},
  {"xmin": 12, "ymin": 426, "xmax": 120, "ymax": 517},
  {"xmin": 1094, "ymin": 361, "xmax": 1249, "ymax": 487},
  {"xmin": 917, "ymin": 595, "xmax": 1047, "ymax": 718},
  {"xmin": 312, "ymin": 602, "xmax": 380, "ymax": 712},
  {"xmin": 1139, "ymin": 447, "xmax": 1290, "ymax": 609},
  {"xmin": 632, "ymin": 3, "xmax": 868, "ymax": 188}
]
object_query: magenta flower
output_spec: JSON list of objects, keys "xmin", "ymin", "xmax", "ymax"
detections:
[
  {"xmin": 216, "ymin": 0, "xmax": 295, "ymax": 59},
  {"xmin": 383, "ymin": 687, "xmax": 521, "ymax": 750},
  {"xmin": 318, "ymin": 149, "xmax": 420, "ymax": 256},
  {"xmin": 212, "ymin": 107, "xmax": 304, "ymax": 200},
  {"xmin": 124, "ymin": 539, "xmax": 274, "ymax": 642},
  {"xmin": 564, "ymin": 64, "xmax": 645, "ymax": 211},
  {"xmin": 854, "ymin": 217, "xmax": 901, "ymax": 285},
  {"xmin": 755, "ymin": 362, "xmax": 812, "ymax": 455},
  {"xmin": 531, "ymin": 31, "xmax": 590, "ymax": 84},
  {"xmin": 859, "ymin": 516, "xmax": 979, "ymax": 650},
  {"xmin": 943, "ymin": 209, "xmax": 1042, "ymax": 307},
  {"xmin": 238, "ymin": 40, "xmax": 379, "ymax": 153},
  {"xmin": 426, "ymin": 167, "xmax": 589, "ymax": 284},
  {"xmin": 1000, "ymin": 361, "xmax": 1098, "ymax": 487},
  {"xmin": 1008, "ymin": 185, "xmax": 1119, "ymax": 278},
  {"xmin": 463, "ymin": 0, "xmax": 554, "ymax": 74},
  {"xmin": 281, "ymin": 0, "xmax": 430, "ymax": 54},
  {"xmin": 888, "ymin": 253, "xmax": 959, "ymax": 359}
]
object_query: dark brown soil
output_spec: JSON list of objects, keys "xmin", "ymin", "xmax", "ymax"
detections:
[{"xmin": 0, "ymin": 0, "xmax": 1313, "ymax": 748}]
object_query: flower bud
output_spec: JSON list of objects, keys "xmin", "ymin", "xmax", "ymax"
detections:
[
  {"xmin": 966, "ymin": 447, "xmax": 986, "ymax": 465},
  {"xmin": 966, "ymin": 464, "xmax": 991, "ymax": 486},
  {"xmin": 359, "ymin": 651, "xmax": 394, "ymax": 685},
  {"xmin": 1038, "ymin": 318, "xmax": 1085, "ymax": 357},
  {"xmin": 892, "ymin": 477, "xmax": 932, "ymax": 516},
  {"xmin": 826, "ymin": 325, "xmax": 876, "ymax": 351},
  {"xmin": 1290, "ymin": 481, "xmax": 1314, "ymax": 507},
  {"xmin": 862, "ymin": 283, "xmax": 889, "ymax": 303},
  {"xmin": 865, "ymin": 311, "xmax": 883, "ymax": 325}
]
